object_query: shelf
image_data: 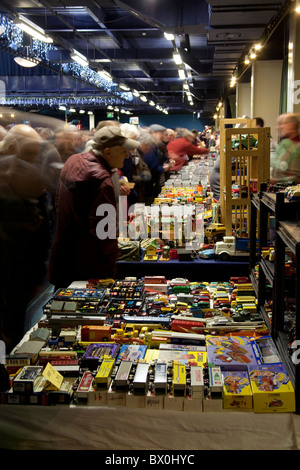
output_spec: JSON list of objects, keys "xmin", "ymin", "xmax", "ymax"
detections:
[
  {"xmin": 260, "ymin": 258, "xmax": 275, "ymax": 286},
  {"xmin": 278, "ymin": 221, "xmax": 300, "ymax": 254}
]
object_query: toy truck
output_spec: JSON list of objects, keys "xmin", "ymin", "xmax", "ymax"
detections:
[{"xmin": 214, "ymin": 236, "xmax": 251, "ymax": 260}]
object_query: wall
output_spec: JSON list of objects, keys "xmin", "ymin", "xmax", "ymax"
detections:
[{"xmin": 127, "ymin": 114, "xmax": 212, "ymax": 132}]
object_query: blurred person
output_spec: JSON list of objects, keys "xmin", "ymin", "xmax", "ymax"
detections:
[
  {"xmin": 0, "ymin": 125, "xmax": 7, "ymax": 141},
  {"xmin": 0, "ymin": 124, "xmax": 50, "ymax": 351},
  {"xmin": 47, "ymin": 125, "xmax": 140, "ymax": 289},
  {"xmin": 270, "ymin": 113, "xmax": 300, "ymax": 185},
  {"xmin": 143, "ymin": 124, "xmax": 172, "ymax": 204},
  {"xmin": 167, "ymin": 128, "xmax": 209, "ymax": 171},
  {"xmin": 130, "ymin": 130, "xmax": 153, "ymax": 202},
  {"xmin": 159, "ymin": 128, "xmax": 175, "ymax": 187},
  {"xmin": 119, "ymin": 123, "xmax": 141, "ymax": 205}
]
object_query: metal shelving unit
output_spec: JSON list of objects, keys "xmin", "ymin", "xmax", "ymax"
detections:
[{"xmin": 250, "ymin": 184, "xmax": 300, "ymax": 413}]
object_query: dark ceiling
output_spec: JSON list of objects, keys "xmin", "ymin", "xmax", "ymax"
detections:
[{"xmin": 0, "ymin": 0, "xmax": 290, "ymax": 118}]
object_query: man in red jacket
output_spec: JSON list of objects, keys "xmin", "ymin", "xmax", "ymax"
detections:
[
  {"xmin": 47, "ymin": 126, "xmax": 140, "ymax": 289},
  {"xmin": 167, "ymin": 128, "xmax": 209, "ymax": 171}
]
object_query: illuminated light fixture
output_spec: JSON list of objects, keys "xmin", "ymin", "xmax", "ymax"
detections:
[
  {"xmin": 59, "ymin": 105, "xmax": 66, "ymax": 111},
  {"xmin": 120, "ymin": 109, "xmax": 126, "ymax": 113},
  {"xmin": 0, "ymin": 25, "xmax": 5, "ymax": 35},
  {"xmin": 164, "ymin": 32, "xmax": 174, "ymax": 41},
  {"xmin": 230, "ymin": 76, "xmax": 237, "ymax": 87},
  {"xmin": 132, "ymin": 89, "xmax": 140, "ymax": 97},
  {"xmin": 254, "ymin": 43, "xmax": 262, "ymax": 51},
  {"xmin": 87, "ymin": 111, "xmax": 93, "ymax": 115},
  {"xmin": 139, "ymin": 95, "xmax": 147, "ymax": 102},
  {"xmin": 244, "ymin": 55, "xmax": 250, "ymax": 65},
  {"xmin": 296, "ymin": 1, "xmax": 300, "ymax": 13},
  {"xmin": 10, "ymin": 113, "xmax": 15, "ymax": 118},
  {"xmin": 149, "ymin": 100, "xmax": 155, "ymax": 106},
  {"xmin": 119, "ymin": 83, "xmax": 131, "ymax": 91},
  {"xmin": 70, "ymin": 50, "xmax": 89, "ymax": 67},
  {"xmin": 214, "ymin": 114, "xmax": 218, "ymax": 119},
  {"xmin": 98, "ymin": 70, "xmax": 112, "ymax": 81},
  {"xmin": 114, "ymin": 107, "xmax": 119, "ymax": 112},
  {"xmin": 15, "ymin": 15, "xmax": 53, "ymax": 43},
  {"xmin": 69, "ymin": 108, "xmax": 76, "ymax": 113},
  {"xmin": 173, "ymin": 51, "xmax": 182, "ymax": 65},
  {"xmin": 218, "ymin": 101, "xmax": 223, "ymax": 108},
  {"xmin": 107, "ymin": 105, "xmax": 114, "ymax": 110},
  {"xmin": 14, "ymin": 56, "xmax": 41, "ymax": 67},
  {"xmin": 79, "ymin": 109, "xmax": 85, "ymax": 114},
  {"xmin": 250, "ymin": 50, "xmax": 256, "ymax": 60},
  {"xmin": 183, "ymin": 82, "xmax": 189, "ymax": 90},
  {"xmin": 178, "ymin": 68, "xmax": 185, "ymax": 80}
]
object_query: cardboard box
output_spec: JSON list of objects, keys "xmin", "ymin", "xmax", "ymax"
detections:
[
  {"xmin": 126, "ymin": 391, "xmax": 145, "ymax": 408},
  {"xmin": 164, "ymin": 394, "xmax": 184, "ymax": 411},
  {"xmin": 87, "ymin": 385, "xmax": 107, "ymax": 406},
  {"xmin": 145, "ymin": 391, "xmax": 164, "ymax": 410},
  {"xmin": 248, "ymin": 363, "xmax": 295, "ymax": 413},
  {"xmin": 221, "ymin": 370, "xmax": 253, "ymax": 410},
  {"xmin": 203, "ymin": 397, "xmax": 223, "ymax": 412},
  {"xmin": 184, "ymin": 396, "xmax": 203, "ymax": 412},
  {"xmin": 107, "ymin": 384, "xmax": 126, "ymax": 406}
]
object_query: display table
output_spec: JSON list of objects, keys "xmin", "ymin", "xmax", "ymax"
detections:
[
  {"xmin": 116, "ymin": 257, "xmax": 249, "ymax": 281},
  {"xmin": 0, "ymin": 404, "xmax": 300, "ymax": 450}
]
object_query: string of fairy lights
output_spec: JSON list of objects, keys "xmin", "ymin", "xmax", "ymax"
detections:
[{"xmin": 0, "ymin": 13, "xmax": 169, "ymax": 115}]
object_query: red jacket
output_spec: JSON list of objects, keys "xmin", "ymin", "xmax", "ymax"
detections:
[
  {"xmin": 47, "ymin": 150, "xmax": 119, "ymax": 287},
  {"xmin": 167, "ymin": 137, "xmax": 209, "ymax": 170}
]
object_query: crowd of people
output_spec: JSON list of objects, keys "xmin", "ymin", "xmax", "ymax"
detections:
[{"xmin": 0, "ymin": 112, "xmax": 300, "ymax": 352}]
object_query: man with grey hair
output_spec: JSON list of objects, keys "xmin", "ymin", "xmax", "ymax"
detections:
[{"xmin": 47, "ymin": 125, "xmax": 140, "ymax": 288}]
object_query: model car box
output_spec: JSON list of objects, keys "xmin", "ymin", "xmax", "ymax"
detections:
[
  {"xmin": 183, "ymin": 396, "xmax": 203, "ymax": 412},
  {"xmin": 13, "ymin": 366, "xmax": 44, "ymax": 393},
  {"xmin": 250, "ymin": 335, "xmax": 282, "ymax": 365},
  {"xmin": 76, "ymin": 371, "xmax": 94, "ymax": 405},
  {"xmin": 157, "ymin": 349, "xmax": 207, "ymax": 365},
  {"xmin": 206, "ymin": 335, "xmax": 257, "ymax": 370},
  {"xmin": 248, "ymin": 363, "xmax": 296, "ymax": 413},
  {"xmin": 221, "ymin": 370, "xmax": 253, "ymax": 410},
  {"xmin": 117, "ymin": 345, "xmax": 147, "ymax": 362}
]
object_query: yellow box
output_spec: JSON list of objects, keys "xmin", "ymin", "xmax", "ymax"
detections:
[
  {"xmin": 248, "ymin": 364, "xmax": 295, "ymax": 413},
  {"xmin": 172, "ymin": 361, "xmax": 186, "ymax": 396},
  {"xmin": 94, "ymin": 356, "xmax": 115, "ymax": 390},
  {"xmin": 222, "ymin": 370, "xmax": 253, "ymax": 410}
]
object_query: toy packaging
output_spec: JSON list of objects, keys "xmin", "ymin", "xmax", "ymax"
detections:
[
  {"xmin": 248, "ymin": 363, "xmax": 295, "ymax": 413},
  {"xmin": 117, "ymin": 345, "xmax": 147, "ymax": 362},
  {"xmin": 250, "ymin": 335, "xmax": 282, "ymax": 365},
  {"xmin": 206, "ymin": 335, "xmax": 257, "ymax": 369},
  {"xmin": 221, "ymin": 370, "xmax": 253, "ymax": 409}
]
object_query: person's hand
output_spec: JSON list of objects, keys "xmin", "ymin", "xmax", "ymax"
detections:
[{"xmin": 119, "ymin": 182, "xmax": 131, "ymax": 195}]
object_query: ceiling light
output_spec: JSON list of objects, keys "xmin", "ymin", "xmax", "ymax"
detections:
[
  {"xmin": 183, "ymin": 82, "xmax": 189, "ymax": 90},
  {"xmin": 173, "ymin": 52, "xmax": 182, "ymax": 65},
  {"xmin": 98, "ymin": 70, "xmax": 112, "ymax": 81},
  {"xmin": 14, "ymin": 56, "xmax": 41, "ymax": 67},
  {"xmin": 87, "ymin": 111, "xmax": 93, "ymax": 115},
  {"xmin": 214, "ymin": 114, "xmax": 218, "ymax": 119},
  {"xmin": 107, "ymin": 105, "xmax": 114, "ymax": 110},
  {"xmin": 15, "ymin": 15, "xmax": 53, "ymax": 43},
  {"xmin": 254, "ymin": 43, "xmax": 262, "ymax": 51},
  {"xmin": 114, "ymin": 107, "xmax": 119, "ymax": 112},
  {"xmin": 132, "ymin": 89, "xmax": 140, "ymax": 97},
  {"xmin": 79, "ymin": 109, "xmax": 85, "ymax": 114},
  {"xmin": 140, "ymin": 95, "xmax": 147, "ymax": 102},
  {"xmin": 178, "ymin": 69, "xmax": 185, "ymax": 80},
  {"xmin": 250, "ymin": 50, "xmax": 256, "ymax": 60},
  {"xmin": 0, "ymin": 25, "xmax": 5, "ymax": 36},
  {"xmin": 69, "ymin": 108, "xmax": 76, "ymax": 113},
  {"xmin": 70, "ymin": 50, "xmax": 89, "ymax": 67},
  {"xmin": 59, "ymin": 105, "xmax": 66, "ymax": 111},
  {"xmin": 119, "ymin": 83, "xmax": 131, "ymax": 91},
  {"xmin": 244, "ymin": 55, "xmax": 250, "ymax": 65},
  {"xmin": 164, "ymin": 32, "xmax": 174, "ymax": 41},
  {"xmin": 149, "ymin": 100, "xmax": 155, "ymax": 106}
]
